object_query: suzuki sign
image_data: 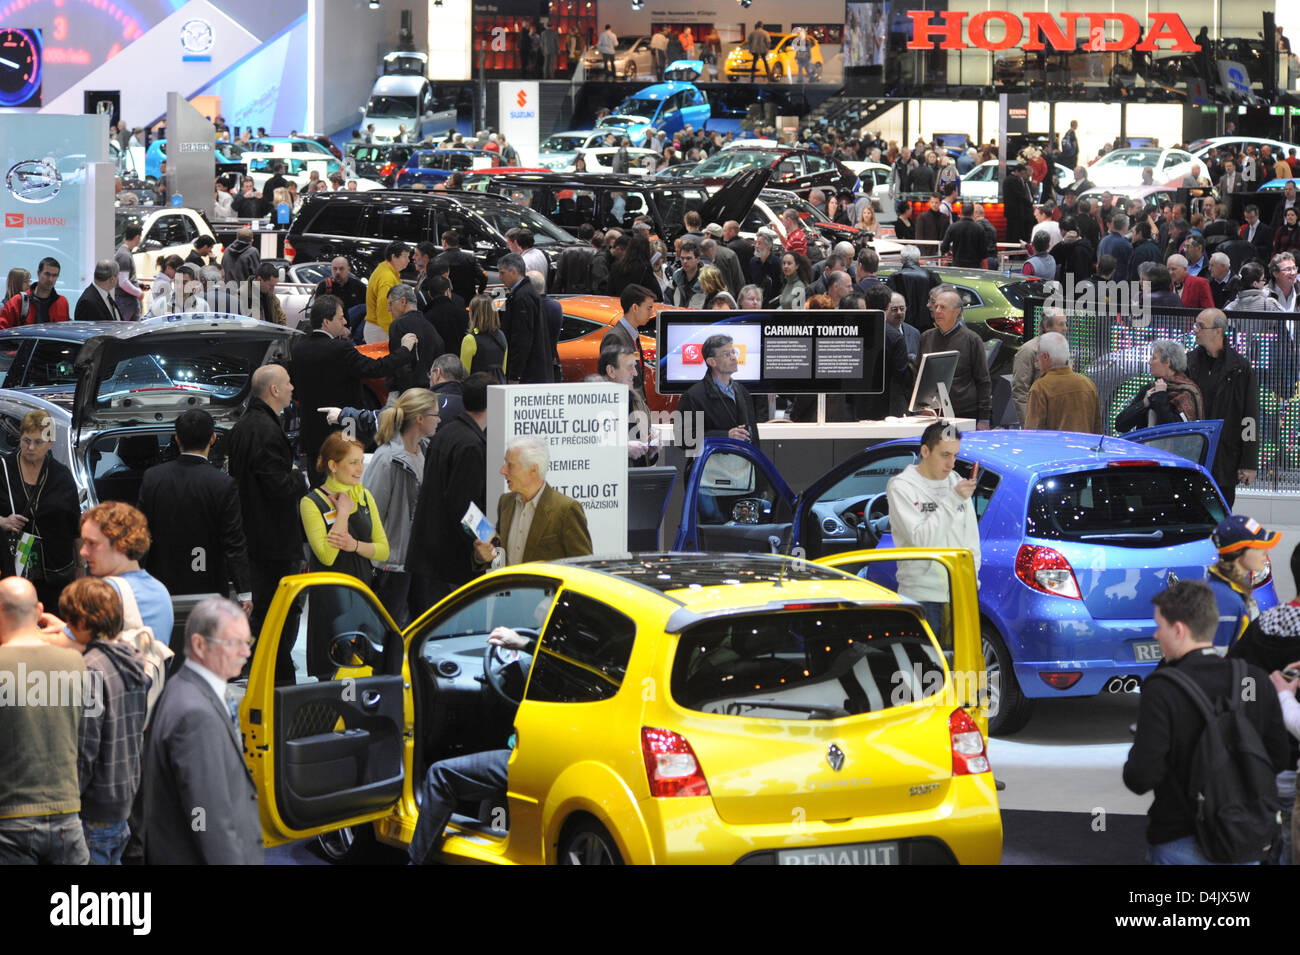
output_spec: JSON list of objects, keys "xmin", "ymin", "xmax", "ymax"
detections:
[
  {"xmin": 907, "ymin": 11, "xmax": 1200, "ymax": 52},
  {"xmin": 498, "ymin": 81, "xmax": 539, "ymax": 167}
]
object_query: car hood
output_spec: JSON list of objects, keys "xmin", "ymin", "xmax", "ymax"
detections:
[
  {"xmin": 72, "ymin": 318, "xmax": 297, "ymax": 435},
  {"xmin": 699, "ymin": 167, "xmax": 771, "ymax": 228},
  {"xmin": 598, "ymin": 114, "xmax": 652, "ymax": 129}
]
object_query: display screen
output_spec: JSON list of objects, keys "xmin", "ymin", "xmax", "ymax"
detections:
[{"xmin": 657, "ymin": 310, "xmax": 885, "ymax": 395}]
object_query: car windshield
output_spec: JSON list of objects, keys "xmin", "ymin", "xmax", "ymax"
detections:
[
  {"xmin": 694, "ymin": 150, "xmax": 775, "ymax": 176},
  {"xmin": 1025, "ymin": 466, "xmax": 1226, "ymax": 547},
  {"xmin": 96, "ymin": 340, "xmax": 267, "ymax": 406},
  {"xmin": 114, "ymin": 211, "xmax": 147, "ymax": 247},
  {"xmin": 998, "ymin": 280, "xmax": 1038, "ymax": 309},
  {"xmin": 1098, "ymin": 150, "xmax": 1162, "ymax": 168},
  {"xmin": 542, "ymin": 134, "xmax": 590, "ymax": 152},
  {"xmin": 474, "ymin": 204, "xmax": 576, "ymax": 245},
  {"xmin": 607, "ymin": 98, "xmax": 660, "ymax": 120},
  {"xmin": 367, "ymin": 95, "xmax": 418, "ymax": 117},
  {"xmin": 215, "ymin": 142, "xmax": 243, "ymax": 161},
  {"xmin": 672, "ymin": 608, "xmax": 944, "ymax": 719}
]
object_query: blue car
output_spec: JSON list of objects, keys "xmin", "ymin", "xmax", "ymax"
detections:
[
  {"xmin": 596, "ymin": 82, "xmax": 710, "ymax": 144},
  {"xmin": 673, "ymin": 421, "xmax": 1279, "ymax": 734},
  {"xmin": 394, "ymin": 148, "xmax": 494, "ymax": 188}
]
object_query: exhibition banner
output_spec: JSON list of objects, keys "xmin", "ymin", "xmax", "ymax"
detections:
[
  {"xmin": 497, "ymin": 80, "xmax": 539, "ymax": 168},
  {"xmin": 0, "ymin": 112, "xmax": 111, "ymax": 293},
  {"xmin": 487, "ymin": 383, "xmax": 629, "ymax": 557}
]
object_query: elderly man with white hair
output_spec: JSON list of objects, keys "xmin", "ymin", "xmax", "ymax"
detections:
[
  {"xmin": 474, "ymin": 435, "xmax": 592, "ymax": 569},
  {"xmin": 1023, "ymin": 331, "xmax": 1101, "ymax": 433}
]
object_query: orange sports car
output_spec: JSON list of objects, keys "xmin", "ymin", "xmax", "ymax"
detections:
[{"xmin": 360, "ymin": 294, "xmax": 678, "ymax": 413}]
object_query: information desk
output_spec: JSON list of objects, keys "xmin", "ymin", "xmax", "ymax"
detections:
[{"xmin": 652, "ymin": 417, "xmax": 976, "ymax": 549}]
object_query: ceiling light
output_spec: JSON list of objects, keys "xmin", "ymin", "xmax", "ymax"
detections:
[
  {"xmin": 368, "ymin": 0, "xmax": 380, "ymax": 9},
  {"xmin": 631, "ymin": 0, "xmax": 644, "ymax": 7}
]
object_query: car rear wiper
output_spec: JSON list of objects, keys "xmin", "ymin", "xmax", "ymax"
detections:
[
  {"xmin": 1078, "ymin": 530, "xmax": 1165, "ymax": 541},
  {"xmin": 723, "ymin": 700, "xmax": 848, "ymax": 718}
]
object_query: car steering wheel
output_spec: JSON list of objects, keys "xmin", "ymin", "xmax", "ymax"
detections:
[
  {"xmin": 482, "ymin": 628, "xmax": 539, "ymax": 707},
  {"xmin": 854, "ymin": 492, "xmax": 890, "ymax": 549}
]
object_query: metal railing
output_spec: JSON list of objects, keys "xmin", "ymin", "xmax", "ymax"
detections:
[{"xmin": 1023, "ymin": 300, "xmax": 1300, "ymax": 493}]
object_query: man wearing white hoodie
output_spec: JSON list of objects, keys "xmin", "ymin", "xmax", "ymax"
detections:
[{"xmin": 886, "ymin": 420, "xmax": 981, "ymax": 647}]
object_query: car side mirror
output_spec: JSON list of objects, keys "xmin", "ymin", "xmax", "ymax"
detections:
[{"xmin": 142, "ymin": 239, "xmax": 163, "ymax": 251}]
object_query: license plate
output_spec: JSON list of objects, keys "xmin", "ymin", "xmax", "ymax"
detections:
[
  {"xmin": 1133, "ymin": 641, "xmax": 1163, "ymax": 662},
  {"xmin": 777, "ymin": 841, "xmax": 900, "ymax": 865}
]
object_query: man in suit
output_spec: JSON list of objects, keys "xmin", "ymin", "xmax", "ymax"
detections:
[
  {"xmin": 701, "ymin": 234, "xmax": 745, "ymax": 299},
  {"xmin": 601, "ymin": 283, "xmax": 656, "ymax": 403},
  {"xmin": 436, "ymin": 229, "xmax": 487, "ymax": 305},
  {"xmin": 1003, "ymin": 164, "xmax": 1036, "ymax": 243},
  {"xmin": 1168, "ymin": 254, "xmax": 1215, "ymax": 310},
  {"xmin": 226, "ymin": 364, "xmax": 303, "ymax": 679},
  {"xmin": 722, "ymin": 220, "xmax": 754, "ymax": 268},
  {"xmin": 498, "ymin": 253, "xmax": 552, "ymax": 384},
  {"xmin": 423, "ymin": 275, "xmax": 471, "ymax": 347},
  {"xmin": 289, "ymin": 294, "xmax": 417, "ymax": 484},
  {"xmin": 1242, "ymin": 205, "xmax": 1274, "ymax": 260},
  {"xmin": 408, "ymin": 373, "xmax": 492, "ymax": 612},
  {"xmin": 1217, "ymin": 159, "xmax": 1241, "ymax": 196},
  {"xmin": 473, "ymin": 435, "xmax": 592, "ymax": 568},
  {"xmin": 74, "ymin": 260, "xmax": 123, "ymax": 322},
  {"xmin": 140, "ymin": 597, "xmax": 264, "ymax": 864},
  {"xmin": 138, "ymin": 408, "xmax": 252, "ymax": 613}
]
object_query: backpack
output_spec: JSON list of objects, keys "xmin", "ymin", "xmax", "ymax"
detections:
[
  {"xmin": 106, "ymin": 575, "xmax": 174, "ymax": 726},
  {"xmin": 1147, "ymin": 658, "xmax": 1282, "ymax": 864},
  {"xmin": 471, "ymin": 329, "xmax": 508, "ymax": 383}
]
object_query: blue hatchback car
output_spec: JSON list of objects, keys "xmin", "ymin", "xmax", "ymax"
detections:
[
  {"xmin": 596, "ymin": 82, "xmax": 711, "ymax": 144},
  {"xmin": 673, "ymin": 421, "xmax": 1279, "ymax": 734},
  {"xmin": 394, "ymin": 149, "xmax": 494, "ymax": 189}
]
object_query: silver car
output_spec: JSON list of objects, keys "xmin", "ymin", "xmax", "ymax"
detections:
[
  {"xmin": 538, "ymin": 130, "xmax": 609, "ymax": 172},
  {"xmin": 582, "ymin": 36, "xmax": 654, "ymax": 81}
]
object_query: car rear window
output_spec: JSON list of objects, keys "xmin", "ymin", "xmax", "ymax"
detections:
[
  {"xmin": 1026, "ymin": 466, "xmax": 1226, "ymax": 547},
  {"xmin": 298, "ymin": 202, "xmax": 367, "ymax": 236},
  {"xmin": 671, "ymin": 608, "xmax": 942, "ymax": 720},
  {"xmin": 997, "ymin": 280, "xmax": 1038, "ymax": 310}
]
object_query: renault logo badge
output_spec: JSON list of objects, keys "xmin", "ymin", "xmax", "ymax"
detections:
[
  {"xmin": 827, "ymin": 744, "xmax": 845, "ymax": 772},
  {"xmin": 6, "ymin": 160, "xmax": 61, "ymax": 203}
]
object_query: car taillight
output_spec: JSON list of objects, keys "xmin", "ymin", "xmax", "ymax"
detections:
[
  {"xmin": 949, "ymin": 708, "xmax": 990, "ymax": 775},
  {"xmin": 1039, "ymin": 671, "xmax": 1083, "ymax": 689},
  {"xmin": 986, "ymin": 316, "xmax": 1023, "ymax": 336},
  {"xmin": 380, "ymin": 162, "xmax": 396, "ymax": 178},
  {"xmin": 283, "ymin": 240, "xmax": 296, "ymax": 263},
  {"xmin": 641, "ymin": 727, "xmax": 710, "ymax": 798},
  {"xmin": 1015, "ymin": 544, "xmax": 1082, "ymax": 600},
  {"xmin": 1107, "ymin": 459, "xmax": 1160, "ymax": 468}
]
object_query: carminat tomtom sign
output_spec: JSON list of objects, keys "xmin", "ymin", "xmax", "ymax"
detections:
[{"xmin": 907, "ymin": 11, "xmax": 1201, "ymax": 52}]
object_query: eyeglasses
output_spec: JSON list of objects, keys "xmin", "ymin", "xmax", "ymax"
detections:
[
  {"xmin": 1194, "ymin": 322, "xmax": 1218, "ymax": 330},
  {"xmin": 203, "ymin": 634, "xmax": 254, "ymax": 648}
]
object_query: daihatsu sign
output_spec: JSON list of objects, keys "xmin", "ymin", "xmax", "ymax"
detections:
[{"xmin": 907, "ymin": 11, "xmax": 1201, "ymax": 52}]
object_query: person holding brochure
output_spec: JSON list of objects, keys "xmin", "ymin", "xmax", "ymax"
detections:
[{"xmin": 472, "ymin": 435, "xmax": 592, "ymax": 569}]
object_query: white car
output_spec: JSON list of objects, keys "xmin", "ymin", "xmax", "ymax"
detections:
[
  {"xmin": 538, "ymin": 130, "xmax": 608, "ymax": 171},
  {"xmin": 1086, "ymin": 147, "xmax": 1199, "ymax": 189},
  {"xmin": 115, "ymin": 207, "xmax": 222, "ymax": 280},
  {"xmin": 959, "ymin": 159, "xmax": 1074, "ymax": 201},
  {"xmin": 1188, "ymin": 136, "xmax": 1300, "ymax": 166},
  {"xmin": 575, "ymin": 146, "xmax": 661, "ymax": 176},
  {"xmin": 845, "ymin": 160, "xmax": 894, "ymax": 215}
]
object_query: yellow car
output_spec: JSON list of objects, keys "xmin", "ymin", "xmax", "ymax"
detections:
[
  {"xmin": 724, "ymin": 33, "xmax": 825, "ymax": 83},
  {"xmin": 240, "ymin": 548, "xmax": 1000, "ymax": 864}
]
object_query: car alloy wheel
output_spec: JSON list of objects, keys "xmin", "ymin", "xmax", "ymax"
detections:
[
  {"xmin": 625, "ymin": 61, "xmax": 637, "ymax": 80},
  {"xmin": 981, "ymin": 625, "xmax": 1033, "ymax": 736},
  {"xmin": 771, "ymin": 62, "xmax": 784, "ymax": 81},
  {"xmin": 559, "ymin": 821, "xmax": 624, "ymax": 865}
]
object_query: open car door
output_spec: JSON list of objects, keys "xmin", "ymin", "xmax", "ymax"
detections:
[
  {"xmin": 242, "ymin": 573, "xmax": 408, "ymax": 847},
  {"xmin": 815, "ymin": 548, "xmax": 987, "ymax": 737},
  {"xmin": 1119, "ymin": 419, "xmax": 1222, "ymax": 470},
  {"xmin": 672, "ymin": 436, "xmax": 795, "ymax": 552}
]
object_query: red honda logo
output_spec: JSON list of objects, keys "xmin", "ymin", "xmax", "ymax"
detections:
[
  {"xmin": 516, "ymin": 89, "xmax": 528, "ymax": 107},
  {"xmin": 4, "ymin": 213, "xmax": 22, "ymax": 228}
]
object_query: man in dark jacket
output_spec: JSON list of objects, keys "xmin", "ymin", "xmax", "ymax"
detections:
[
  {"xmin": 74, "ymin": 260, "xmax": 124, "ymax": 322},
  {"xmin": 386, "ymin": 284, "xmax": 444, "ymax": 394},
  {"xmin": 407, "ymin": 373, "xmax": 492, "ymax": 612},
  {"xmin": 1186, "ymin": 308, "xmax": 1259, "ymax": 507},
  {"xmin": 676, "ymin": 333, "xmax": 759, "ymax": 458},
  {"xmin": 498, "ymin": 254, "xmax": 552, "ymax": 384},
  {"xmin": 602, "ymin": 283, "xmax": 657, "ymax": 403},
  {"xmin": 423, "ymin": 275, "xmax": 470, "ymax": 347},
  {"xmin": 221, "ymin": 228, "xmax": 261, "ymax": 283},
  {"xmin": 940, "ymin": 203, "xmax": 985, "ymax": 268},
  {"xmin": 137, "ymin": 408, "xmax": 252, "ymax": 610},
  {"xmin": 918, "ymin": 289, "xmax": 991, "ymax": 428},
  {"xmin": 226, "ymin": 363, "xmax": 303, "ymax": 674},
  {"xmin": 1003, "ymin": 164, "xmax": 1036, "ymax": 243},
  {"xmin": 313, "ymin": 257, "xmax": 366, "ymax": 322},
  {"xmin": 435, "ymin": 229, "xmax": 487, "ymax": 305},
  {"xmin": 429, "ymin": 355, "xmax": 466, "ymax": 422},
  {"xmin": 915, "ymin": 193, "xmax": 949, "ymax": 244},
  {"xmin": 1124, "ymin": 580, "xmax": 1288, "ymax": 864},
  {"xmin": 887, "ymin": 247, "xmax": 942, "ymax": 333},
  {"xmin": 1051, "ymin": 221, "xmax": 1095, "ymax": 287},
  {"xmin": 289, "ymin": 295, "xmax": 417, "ymax": 483}
]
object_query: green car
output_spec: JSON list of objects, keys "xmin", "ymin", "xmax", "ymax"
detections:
[{"xmin": 876, "ymin": 266, "xmax": 1040, "ymax": 376}]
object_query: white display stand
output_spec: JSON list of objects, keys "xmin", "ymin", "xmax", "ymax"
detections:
[{"xmin": 486, "ymin": 383, "xmax": 629, "ymax": 557}]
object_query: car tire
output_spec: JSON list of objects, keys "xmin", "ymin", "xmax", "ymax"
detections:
[
  {"xmin": 771, "ymin": 62, "xmax": 785, "ymax": 82},
  {"xmin": 625, "ymin": 61, "xmax": 637, "ymax": 81},
  {"xmin": 982, "ymin": 624, "xmax": 1033, "ymax": 736},
  {"xmin": 810, "ymin": 63, "xmax": 823, "ymax": 81},
  {"xmin": 557, "ymin": 818, "xmax": 624, "ymax": 865},
  {"xmin": 313, "ymin": 824, "xmax": 408, "ymax": 865}
]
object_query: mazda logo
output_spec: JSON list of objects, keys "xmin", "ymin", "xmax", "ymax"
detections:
[
  {"xmin": 827, "ymin": 744, "xmax": 845, "ymax": 772},
  {"xmin": 6, "ymin": 160, "xmax": 61, "ymax": 203}
]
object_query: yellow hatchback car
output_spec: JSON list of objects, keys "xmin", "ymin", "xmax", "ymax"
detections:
[
  {"xmin": 240, "ymin": 549, "xmax": 1001, "ymax": 865},
  {"xmin": 724, "ymin": 33, "xmax": 825, "ymax": 83}
]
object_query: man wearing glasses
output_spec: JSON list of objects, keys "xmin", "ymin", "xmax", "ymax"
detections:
[
  {"xmin": 139, "ymin": 597, "xmax": 264, "ymax": 864},
  {"xmin": 1186, "ymin": 309, "xmax": 1259, "ymax": 507}
]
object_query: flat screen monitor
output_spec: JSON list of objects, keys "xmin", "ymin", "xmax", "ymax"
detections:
[
  {"xmin": 908, "ymin": 350, "xmax": 959, "ymax": 415},
  {"xmin": 657, "ymin": 310, "xmax": 885, "ymax": 395}
]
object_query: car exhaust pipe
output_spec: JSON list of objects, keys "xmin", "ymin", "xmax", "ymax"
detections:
[
  {"xmin": 1123, "ymin": 676, "xmax": 1140, "ymax": 694},
  {"xmin": 1104, "ymin": 677, "xmax": 1123, "ymax": 694}
]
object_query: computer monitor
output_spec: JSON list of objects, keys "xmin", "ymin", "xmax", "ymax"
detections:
[{"xmin": 909, "ymin": 350, "xmax": 959, "ymax": 417}]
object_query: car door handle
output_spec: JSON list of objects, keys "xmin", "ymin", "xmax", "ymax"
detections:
[{"xmin": 361, "ymin": 690, "xmax": 382, "ymax": 709}]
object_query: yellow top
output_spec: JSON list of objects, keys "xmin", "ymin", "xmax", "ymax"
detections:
[
  {"xmin": 299, "ymin": 475, "xmax": 390, "ymax": 566},
  {"xmin": 460, "ymin": 331, "xmax": 506, "ymax": 377},
  {"xmin": 366, "ymin": 260, "xmax": 401, "ymax": 332}
]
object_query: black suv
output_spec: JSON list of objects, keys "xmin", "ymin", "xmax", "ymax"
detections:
[
  {"xmin": 285, "ymin": 190, "xmax": 584, "ymax": 281},
  {"xmin": 458, "ymin": 168, "xmax": 769, "ymax": 243}
]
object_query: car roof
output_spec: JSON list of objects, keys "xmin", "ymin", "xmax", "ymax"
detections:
[
  {"xmin": 873, "ymin": 429, "xmax": 1207, "ymax": 485},
  {"xmin": 298, "ymin": 188, "xmax": 512, "ymax": 208},
  {"xmin": 372, "ymin": 74, "xmax": 427, "ymax": 93},
  {"xmin": 0, "ymin": 313, "xmax": 288, "ymax": 345},
  {"xmin": 621, "ymin": 82, "xmax": 696, "ymax": 99},
  {"xmin": 465, "ymin": 171, "xmax": 692, "ymax": 190}
]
